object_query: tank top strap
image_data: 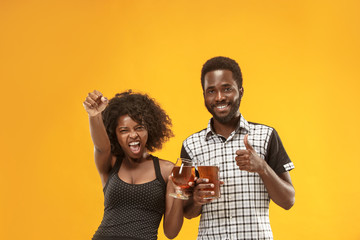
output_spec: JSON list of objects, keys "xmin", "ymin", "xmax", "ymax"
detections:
[
  {"xmin": 113, "ymin": 156, "xmax": 122, "ymax": 173},
  {"xmin": 152, "ymin": 155, "xmax": 166, "ymax": 186}
]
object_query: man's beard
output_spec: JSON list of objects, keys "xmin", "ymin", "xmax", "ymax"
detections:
[{"xmin": 206, "ymin": 96, "xmax": 241, "ymax": 124}]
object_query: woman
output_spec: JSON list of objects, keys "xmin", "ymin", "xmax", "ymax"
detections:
[{"xmin": 83, "ymin": 90, "xmax": 183, "ymax": 240}]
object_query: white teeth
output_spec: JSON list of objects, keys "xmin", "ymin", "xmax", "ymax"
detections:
[
  {"xmin": 217, "ymin": 105, "xmax": 227, "ymax": 109},
  {"xmin": 129, "ymin": 142, "xmax": 140, "ymax": 146}
]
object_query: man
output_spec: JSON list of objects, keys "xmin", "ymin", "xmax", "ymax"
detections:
[{"xmin": 181, "ymin": 56, "xmax": 295, "ymax": 240}]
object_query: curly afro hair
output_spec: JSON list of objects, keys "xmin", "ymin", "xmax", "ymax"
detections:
[
  {"xmin": 102, "ymin": 90, "xmax": 174, "ymax": 157},
  {"xmin": 201, "ymin": 56, "xmax": 243, "ymax": 90}
]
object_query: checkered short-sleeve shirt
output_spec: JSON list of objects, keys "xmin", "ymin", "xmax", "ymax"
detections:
[{"xmin": 181, "ymin": 115, "xmax": 294, "ymax": 240}]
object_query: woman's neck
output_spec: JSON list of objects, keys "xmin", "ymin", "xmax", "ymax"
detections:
[{"xmin": 123, "ymin": 152, "xmax": 151, "ymax": 167}]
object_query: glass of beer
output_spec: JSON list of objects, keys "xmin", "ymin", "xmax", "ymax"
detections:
[
  {"xmin": 169, "ymin": 158, "xmax": 195, "ymax": 200},
  {"xmin": 197, "ymin": 165, "xmax": 220, "ymax": 199}
]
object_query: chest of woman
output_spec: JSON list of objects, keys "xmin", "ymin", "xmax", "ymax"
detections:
[{"xmin": 104, "ymin": 173, "xmax": 166, "ymax": 212}]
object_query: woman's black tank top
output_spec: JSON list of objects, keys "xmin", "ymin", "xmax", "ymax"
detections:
[{"xmin": 92, "ymin": 156, "xmax": 166, "ymax": 240}]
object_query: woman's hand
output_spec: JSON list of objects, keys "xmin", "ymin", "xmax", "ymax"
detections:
[{"xmin": 83, "ymin": 90, "xmax": 108, "ymax": 117}]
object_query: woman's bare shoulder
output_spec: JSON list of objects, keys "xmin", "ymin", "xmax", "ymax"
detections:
[
  {"xmin": 159, "ymin": 159, "xmax": 174, "ymax": 169},
  {"xmin": 158, "ymin": 159, "xmax": 174, "ymax": 179}
]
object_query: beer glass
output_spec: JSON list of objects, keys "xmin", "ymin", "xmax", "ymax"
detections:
[
  {"xmin": 169, "ymin": 158, "xmax": 195, "ymax": 200},
  {"xmin": 197, "ymin": 165, "xmax": 220, "ymax": 199}
]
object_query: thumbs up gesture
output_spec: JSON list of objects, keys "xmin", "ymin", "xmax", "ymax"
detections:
[{"xmin": 235, "ymin": 134, "xmax": 266, "ymax": 173}]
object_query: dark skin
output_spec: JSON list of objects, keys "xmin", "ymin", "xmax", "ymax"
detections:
[
  {"xmin": 184, "ymin": 70, "xmax": 295, "ymax": 219},
  {"xmin": 83, "ymin": 90, "xmax": 184, "ymax": 239}
]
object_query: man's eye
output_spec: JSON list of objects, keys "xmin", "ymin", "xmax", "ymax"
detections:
[
  {"xmin": 119, "ymin": 130, "xmax": 128, "ymax": 133},
  {"xmin": 207, "ymin": 90, "xmax": 214, "ymax": 94},
  {"xmin": 224, "ymin": 87, "xmax": 232, "ymax": 92}
]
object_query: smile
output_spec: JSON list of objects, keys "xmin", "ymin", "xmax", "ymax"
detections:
[
  {"xmin": 215, "ymin": 103, "xmax": 230, "ymax": 110},
  {"xmin": 216, "ymin": 105, "xmax": 228, "ymax": 109}
]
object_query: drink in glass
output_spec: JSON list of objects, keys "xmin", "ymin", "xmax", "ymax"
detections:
[
  {"xmin": 198, "ymin": 166, "xmax": 220, "ymax": 199},
  {"xmin": 169, "ymin": 158, "xmax": 195, "ymax": 200}
]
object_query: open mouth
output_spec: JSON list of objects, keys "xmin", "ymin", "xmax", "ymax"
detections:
[{"xmin": 129, "ymin": 141, "xmax": 141, "ymax": 154}]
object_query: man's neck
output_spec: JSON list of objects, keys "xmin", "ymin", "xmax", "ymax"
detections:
[{"xmin": 212, "ymin": 115, "xmax": 240, "ymax": 139}]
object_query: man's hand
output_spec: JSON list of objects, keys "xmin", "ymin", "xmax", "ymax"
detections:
[
  {"xmin": 235, "ymin": 134, "xmax": 266, "ymax": 174},
  {"xmin": 188, "ymin": 178, "xmax": 215, "ymax": 206},
  {"xmin": 183, "ymin": 175, "xmax": 224, "ymax": 219}
]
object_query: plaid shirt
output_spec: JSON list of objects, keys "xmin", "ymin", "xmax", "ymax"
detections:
[{"xmin": 181, "ymin": 115, "xmax": 294, "ymax": 240}]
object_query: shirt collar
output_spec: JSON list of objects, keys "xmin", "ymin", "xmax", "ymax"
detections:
[{"xmin": 204, "ymin": 114, "xmax": 250, "ymax": 141}]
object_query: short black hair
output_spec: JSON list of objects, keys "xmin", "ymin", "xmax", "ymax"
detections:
[
  {"xmin": 201, "ymin": 56, "xmax": 243, "ymax": 90},
  {"xmin": 102, "ymin": 90, "xmax": 173, "ymax": 157}
]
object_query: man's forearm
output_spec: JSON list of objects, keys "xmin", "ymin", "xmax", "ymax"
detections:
[
  {"xmin": 183, "ymin": 198, "xmax": 202, "ymax": 219},
  {"xmin": 259, "ymin": 165, "xmax": 295, "ymax": 210}
]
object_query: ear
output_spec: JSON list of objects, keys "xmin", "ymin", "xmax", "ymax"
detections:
[{"xmin": 239, "ymin": 87, "xmax": 244, "ymax": 98}]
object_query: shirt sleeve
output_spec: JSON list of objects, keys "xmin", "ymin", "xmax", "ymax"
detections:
[
  {"xmin": 180, "ymin": 143, "xmax": 191, "ymax": 159},
  {"xmin": 265, "ymin": 129, "xmax": 294, "ymax": 174}
]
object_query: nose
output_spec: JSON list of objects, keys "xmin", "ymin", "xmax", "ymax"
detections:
[
  {"xmin": 129, "ymin": 129, "xmax": 139, "ymax": 138},
  {"xmin": 215, "ymin": 91, "xmax": 225, "ymax": 102}
]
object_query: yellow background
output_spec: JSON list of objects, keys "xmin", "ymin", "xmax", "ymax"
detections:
[{"xmin": 1, "ymin": 0, "xmax": 359, "ymax": 239}]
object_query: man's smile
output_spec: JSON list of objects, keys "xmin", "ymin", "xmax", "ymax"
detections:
[{"xmin": 213, "ymin": 102, "xmax": 231, "ymax": 113}]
